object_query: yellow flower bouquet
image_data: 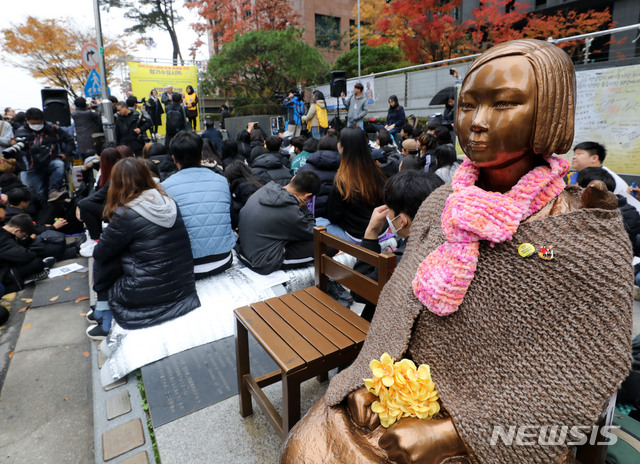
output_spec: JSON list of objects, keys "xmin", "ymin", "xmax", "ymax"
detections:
[{"xmin": 363, "ymin": 353, "xmax": 440, "ymax": 428}]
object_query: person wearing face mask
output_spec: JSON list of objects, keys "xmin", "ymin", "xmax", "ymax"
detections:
[
  {"xmin": 11, "ymin": 108, "xmax": 74, "ymax": 203},
  {"xmin": 352, "ymin": 170, "xmax": 443, "ymax": 322}
]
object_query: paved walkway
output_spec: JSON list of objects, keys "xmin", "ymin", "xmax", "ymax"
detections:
[{"xmin": 0, "ymin": 258, "xmax": 93, "ymax": 463}]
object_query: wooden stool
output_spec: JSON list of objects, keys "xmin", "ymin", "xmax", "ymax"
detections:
[{"xmin": 234, "ymin": 226, "xmax": 396, "ymax": 439}]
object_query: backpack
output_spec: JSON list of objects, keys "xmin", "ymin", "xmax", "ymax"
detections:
[
  {"xmin": 29, "ymin": 230, "xmax": 67, "ymax": 259},
  {"xmin": 329, "ymin": 115, "xmax": 344, "ymax": 131},
  {"xmin": 316, "ymin": 104, "xmax": 328, "ymax": 128},
  {"xmin": 166, "ymin": 108, "xmax": 186, "ymax": 136}
]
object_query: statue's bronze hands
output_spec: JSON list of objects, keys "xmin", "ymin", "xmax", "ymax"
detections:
[
  {"xmin": 347, "ymin": 388, "xmax": 380, "ymax": 430},
  {"xmin": 379, "ymin": 417, "xmax": 467, "ymax": 464}
]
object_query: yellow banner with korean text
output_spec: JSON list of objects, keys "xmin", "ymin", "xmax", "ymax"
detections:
[{"xmin": 127, "ymin": 62, "xmax": 199, "ymax": 134}]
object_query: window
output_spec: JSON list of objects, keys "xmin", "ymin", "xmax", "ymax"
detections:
[{"xmin": 315, "ymin": 14, "xmax": 341, "ymax": 49}]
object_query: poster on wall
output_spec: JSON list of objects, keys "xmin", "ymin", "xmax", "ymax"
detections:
[
  {"xmin": 127, "ymin": 62, "xmax": 200, "ymax": 134},
  {"xmin": 315, "ymin": 76, "xmax": 375, "ymax": 111},
  {"xmin": 571, "ymin": 64, "xmax": 640, "ymax": 175}
]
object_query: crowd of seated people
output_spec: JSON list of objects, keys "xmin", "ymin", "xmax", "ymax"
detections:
[{"xmin": 4, "ymin": 94, "xmax": 638, "ymax": 350}]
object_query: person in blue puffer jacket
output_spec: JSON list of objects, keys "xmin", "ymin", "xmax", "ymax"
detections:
[{"xmin": 162, "ymin": 131, "xmax": 236, "ymax": 279}]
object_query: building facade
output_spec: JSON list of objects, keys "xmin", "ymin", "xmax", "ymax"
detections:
[{"xmin": 290, "ymin": 0, "xmax": 356, "ymax": 62}]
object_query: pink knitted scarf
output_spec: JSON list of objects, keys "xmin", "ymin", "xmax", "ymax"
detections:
[{"xmin": 413, "ymin": 156, "xmax": 570, "ymax": 316}]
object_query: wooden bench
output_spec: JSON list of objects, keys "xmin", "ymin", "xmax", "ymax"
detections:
[{"xmin": 234, "ymin": 226, "xmax": 396, "ymax": 439}]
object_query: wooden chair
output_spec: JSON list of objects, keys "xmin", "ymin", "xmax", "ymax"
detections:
[{"xmin": 234, "ymin": 226, "xmax": 396, "ymax": 439}]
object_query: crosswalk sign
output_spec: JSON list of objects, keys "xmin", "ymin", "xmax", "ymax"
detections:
[{"xmin": 84, "ymin": 69, "xmax": 102, "ymax": 98}]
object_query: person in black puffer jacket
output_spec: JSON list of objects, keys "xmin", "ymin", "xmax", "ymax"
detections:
[
  {"xmin": 236, "ymin": 130, "xmax": 252, "ymax": 160},
  {"xmin": 248, "ymin": 128, "xmax": 268, "ymax": 162},
  {"xmin": 298, "ymin": 134, "xmax": 340, "ymax": 218},
  {"xmin": 92, "ymin": 158, "xmax": 200, "ymax": 333},
  {"xmin": 221, "ymin": 140, "xmax": 246, "ymax": 170},
  {"xmin": 144, "ymin": 142, "xmax": 177, "ymax": 181},
  {"xmin": 251, "ymin": 136, "xmax": 292, "ymax": 187},
  {"xmin": 370, "ymin": 129, "xmax": 401, "ymax": 178}
]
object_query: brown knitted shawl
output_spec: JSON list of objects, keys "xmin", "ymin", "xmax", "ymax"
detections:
[{"xmin": 325, "ymin": 185, "xmax": 633, "ymax": 464}]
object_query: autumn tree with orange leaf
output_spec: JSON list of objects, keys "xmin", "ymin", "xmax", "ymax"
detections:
[
  {"xmin": 466, "ymin": 0, "xmax": 616, "ymax": 59},
  {"xmin": 351, "ymin": 0, "xmax": 400, "ymax": 48},
  {"xmin": 465, "ymin": 0, "xmax": 530, "ymax": 52},
  {"xmin": 186, "ymin": 0, "xmax": 301, "ymax": 55},
  {"xmin": 1, "ymin": 16, "xmax": 136, "ymax": 98},
  {"xmin": 523, "ymin": 8, "xmax": 617, "ymax": 61},
  {"xmin": 357, "ymin": 0, "xmax": 616, "ymax": 66},
  {"xmin": 365, "ymin": 0, "xmax": 469, "ymax": 63}
]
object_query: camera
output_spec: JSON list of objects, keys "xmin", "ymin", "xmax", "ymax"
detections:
[
  {"xmin": 449, "ymin": 69, "xmax": 455, "ymax": 76},
  {"xmin": 2, "ymin": 138, "xmax": 27, "ymax": 156}
]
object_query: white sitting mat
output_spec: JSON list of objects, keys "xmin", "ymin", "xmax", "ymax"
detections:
[{"xmin": 100, "ymin": 252, "xmax": 356, "ymax": 386}]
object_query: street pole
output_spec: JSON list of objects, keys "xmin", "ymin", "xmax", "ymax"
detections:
[
  {"xmin": 357, "ymin": 0, "xmax": 361, "ymax": 78},
  {"xmin": 92, "ymin": 0, "xmax": 115, "ymax": 143}
]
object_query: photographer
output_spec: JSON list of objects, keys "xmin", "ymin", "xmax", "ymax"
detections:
[
  {"xmin": 281, "ymin": 88, "xmax": 305, "ymax": 136},
  {"xmin": 8, "ymin": 108, "xmax": 74, "ymax": 202},
  {"xmin": 114, "ymin": 97, "xmax": 152, "ymax": 156},
  {"xmin": 71, "ymin": 97, "xmax": 102, "ymax": 160}
]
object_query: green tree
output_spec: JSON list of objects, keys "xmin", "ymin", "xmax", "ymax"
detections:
[
  {"xmin": 101, "ymin": 0, "xmax": 183, "ymax": 63},
  {"xmin": 334, "ymin": 45, "xmax": 411, "ymax": 76},
  {"xmin": 207, "ymin": 28, "xmax": 329, "ymax": 103}
]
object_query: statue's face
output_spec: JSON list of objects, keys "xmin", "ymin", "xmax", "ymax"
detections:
[{"xmin": 457, "ymin": 56, "xmax": 537, "ymax": 168}]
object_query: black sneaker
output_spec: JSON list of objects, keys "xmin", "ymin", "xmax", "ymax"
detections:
[
  {"xmin": 86, "ymin": 310, "xmax": 101, "ymax": 325},
  {"xmin": 86, "ymin": 324, "xmax": 108, "ymax": 341},
  {"xmin": 42, "ymin": 256, "xmax": 56, "ymax": 269},
  {"xmin": 23, "ymin": 269, "xmax": 49, "ymax": 285}
]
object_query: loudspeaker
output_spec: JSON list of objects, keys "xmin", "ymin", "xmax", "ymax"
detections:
[
  {"xmin": 330, "ymin": 71, "xmax": 347, "ymax": 98},
  {"xmin": 41, "ymin": 89, "xmax": 71, "ymax": 126}
]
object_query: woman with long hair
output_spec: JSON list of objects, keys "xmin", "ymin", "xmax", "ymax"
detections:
[
  {"xmin": 77, "ymin": 147, "xmax": 123, "ymax": 252},
  {"xmin": 384, "ymin": 95, "xmax": 406, "ymax": 144},
  {"xmin": 144, "ymin": 89, "xmax": 164, "ymax": 138},
  {"xmin": 183, "ymin": 85, "xmax": 199, "ymax": 131},
  {"xmin": 88, "ymin": 158, "xmax": 199, "ymax": 340},
  {"xmin": 319, "ymin": 127, "xmax": 386, "ymax": 243},
  {"xmin": 301, "ymin": 90, "xmax": 327, "ymax": 140}
]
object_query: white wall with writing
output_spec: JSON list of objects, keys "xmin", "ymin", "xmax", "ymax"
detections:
[{"xmin": 573, "ymin": 64, "xmax": 640, "ymax": 174}]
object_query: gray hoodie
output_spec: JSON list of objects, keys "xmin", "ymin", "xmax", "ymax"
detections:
[
  {"xmin": 341, "ymin": 93, "xmax": 368, "ymax": 125},
  {"xmin": 237, "ymin": 181, "xmax": 315, "ymax": 275},
  {"xmin": 127, "ymin": 188, "xmax": 177, "ymax": 228}
]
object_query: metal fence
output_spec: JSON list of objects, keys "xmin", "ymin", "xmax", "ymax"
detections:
[{"xmin": 334, "ymin": 23, "xmax": 640, "ymax": 120}]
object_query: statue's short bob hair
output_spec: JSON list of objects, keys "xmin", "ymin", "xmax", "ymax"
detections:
[{"xmin": 460, "ymin": 39, "xmax": 575, "ymax": 157}]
